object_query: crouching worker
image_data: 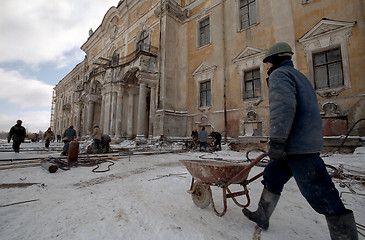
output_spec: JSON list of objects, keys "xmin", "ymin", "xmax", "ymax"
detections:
[
  {"xmin": 100, "ymin": 134, "xmax": 111, "ymax": 153},
  {"xmin": 242, "ymin": 42, "xmax": 358, "ymax": 239},
  {"xmin": 91, "ymin": 125, "xmax": 102, "ymax": 154}
]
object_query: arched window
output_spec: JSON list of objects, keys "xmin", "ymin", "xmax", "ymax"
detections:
[
  {"xmin": 137, "ymin": 30, "xmax": 149, "ymax": 51},
  {"xmin": 112, "ymin": 50, "xmax": 119, "ymax": 66}
]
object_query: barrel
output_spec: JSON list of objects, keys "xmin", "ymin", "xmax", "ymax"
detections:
[{"xmin": 67, "ymin": 140, "xmax": 79, "ymax": 165}]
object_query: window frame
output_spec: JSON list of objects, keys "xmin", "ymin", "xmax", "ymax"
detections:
[
  {"xmin": 199, "ymin": 80, "xmax": 212, "ymax": 107},
  {"xmin": 192, "ymin": 62, "xmax": 217, "ymax": 111},
  {"xmin": 197, "ymin": 16, "xmax": 211, "ymax": 49},
  {"xmin": 237, "ymin": 0, "xmax": 259, "ymax": 31},
  {"xmin": 298, "ymin": 19, "xmax": 355, "ymax": 98},
  {"xmin": 313, "ymin": 47, "xmax": 344, "ymax": 90},
  {"xmin": 243, "ymin": 68, "xmax": 261, "ymax": 100}
]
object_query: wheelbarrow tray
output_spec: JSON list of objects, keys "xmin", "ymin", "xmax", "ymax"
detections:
[{"xmin": 180, "ymin": 160, "xmax": 250, "ymax": 184}]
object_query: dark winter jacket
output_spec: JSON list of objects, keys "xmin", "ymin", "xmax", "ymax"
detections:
[
  {"xmin": 8, "ymin": 124, "xmax": 26, "ymax": 142},
  {"xmin": 210, "ymin": 132, "xmax": 222, "ymax": 142},
  {"xmin": 63, "ymin": 127, "xmax": 76, "ymax": 141},
  {"xmin": 198, "ymin": 130, "xmax": 208, "ymax": 143},
  {"xmin": 268, "ymin": 60, "xmax": 323, "ymax": 154}
]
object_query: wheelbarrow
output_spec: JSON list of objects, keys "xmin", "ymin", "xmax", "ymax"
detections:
[{"xmin": 180, "ymin": 153, "xmax": 267, "ymax": 217}]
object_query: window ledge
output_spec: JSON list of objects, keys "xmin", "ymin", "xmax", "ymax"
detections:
[
  {"xmin": 242, "ymin": 98, "xmax": 262, "ymax": 106},
  {"xmin": 198, "ymin": 106, "xmax": 212, "ymax": 112},
  {"xmin": 316, "ymin": 87, "xmax": 346, "ymax": 98},
  {"xmin": 238, "ymin": 22, "xmax": 259, "ymax": 33}
]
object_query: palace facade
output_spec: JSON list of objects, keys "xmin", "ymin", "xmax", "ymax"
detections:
[{"xmin": 52, "ymin": 0, "xmax": 365, "ymax": 143}]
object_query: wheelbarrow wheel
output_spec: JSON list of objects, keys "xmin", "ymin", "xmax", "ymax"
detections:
[{"xmin": 191, "ymin": 182, "xmax": 210, "ymax": 209}]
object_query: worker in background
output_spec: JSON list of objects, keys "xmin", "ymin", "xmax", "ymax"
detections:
[
  {"xmin": 100, "ymin": 134, "xmax": 111, "ymax": 153},
  {"xmin": 61, "ymin": 125, "xmax": 76, "ymax": 156},
  {"xmin": 92, "ymin": 125, "xmax": 103, "ymax": 154},
  {"xmin": 210, "ymin": 130, "xmax": 222, "ymax": 151},
  {"xmin": 7, "ymin": 120, "xmax": 26, "ymax": 153},
  {"xmin": 241, "ymin": 42, "xmax": 358, "ymax": 239},
  {"xmin": 43, "ymin": 127, "xmax": 55, "ymax": 149},
  {"xmin": 198, "ymin": 126, "xmax": 208, "ymax": 152}
]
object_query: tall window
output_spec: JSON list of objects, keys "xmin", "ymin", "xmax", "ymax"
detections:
[
  {"xmin": 199, "ymin": 17, "xmax": 210, "ymax": 47},
  {"xmin": 200, "ymin": 81, "xmax": 211, "ymax": 107},
  {"xmin": 138, "ymin": 30, "xmax": 149, "ymax": 51},
  {"xmin": 313, "ymin": 48, "xmax": 343, "ymax": 89},
  {"xmin": 239, "ymin": 0, "xmax": 257, "ymax": 29},
  {"xmin": 244, "ymin": 69, "xmax": 261, "ymax": 99},
  {"xmin": 112, "ymin": 51, "xmax": 119, "ymax": 66}
]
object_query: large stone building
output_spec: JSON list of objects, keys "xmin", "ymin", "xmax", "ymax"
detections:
[{"xmin": 53, "ymin": 0, "xmax": 365, "ymax": 144}]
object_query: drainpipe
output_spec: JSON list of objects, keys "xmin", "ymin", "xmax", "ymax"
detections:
[
  {"xmin": 157, "ymin": 0, "xmax": 163, "ymax": 109},
  {"xmin": 221, "ymin": 0, "xmax": 228, "ymax": 143}
]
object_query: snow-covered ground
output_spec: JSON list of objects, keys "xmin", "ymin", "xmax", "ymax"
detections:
[{"xmin": 0, "ymin": 141, "xmax": 364, "ymax": 240}]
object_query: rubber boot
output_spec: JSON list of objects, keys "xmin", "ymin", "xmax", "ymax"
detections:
[
  {"xmin": 242, "ymin": 188, "xmax": 280, "ymax": 230},
  {"xmin": 325, "ymin": 209, "xmax": 358, "ymax": 240}
]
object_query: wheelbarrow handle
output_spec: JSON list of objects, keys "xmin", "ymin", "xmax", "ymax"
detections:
[{"xmin": 224, "ymin": 153, "xmax": 267, "ymax": 187}]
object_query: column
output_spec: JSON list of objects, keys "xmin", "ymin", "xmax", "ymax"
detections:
[
  {"xmin": 115, "ymin": 84, "xmax": 124, "ymax": 138},
  {"xmin": 149, "ymin": 86, "xmax": 156, "ymax": 138},
  {"xmin": 127, "ymin": 89, "xmax": 135, "ymax": 138},
  {"xmin": 136, "ymin": 83, "xmax": 147, "ymax": 140},
  {"xmin": 100, "ymin": 92, "xmax": 105, "ymax": 133},
  {"xmin": 87, "ymin": 100, "xmax": 94, "ymax": 136},
  {"xmin": 110, "ymin": 91, "xmax": 117, "ymax": 136}
]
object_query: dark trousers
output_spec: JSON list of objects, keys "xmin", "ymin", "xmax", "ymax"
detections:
[
  {"xmin": 12, "ymin": 140, "xmax": 22, "ymax": 153},
  {"xmin": 214, "ymin": 140, "xmax": 221, "ymax": 151},
  {"xmin": 199, "ymin": 142, "xmax": 207, "ymax": 151},
  {"xmin": 62, "ymin": 141, "xmax": 70, "ymax": 155},
  {"xmin": 93, "ymin": 139, "xmax": 100, "ymax": 153},
  {"xmin": 45, "ymin": 139, "xmax": 50, "ymax": 148},
  {"xmin": 262, "ymin": 153, "xmax": 347, "ymax": 216}
]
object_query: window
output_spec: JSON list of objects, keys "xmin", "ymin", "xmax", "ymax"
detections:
[
  {"xmin": 244, "ymin": 69, "xmax": 261, "ymax": 99},
  {"xmin": 239, "ymin": 0, "xmax": 257, "ymax": 29},
  {"xmin": 138, "ymin": 30, "xmax": 149, "ymax": 51},
  {"xmin": 298, "ymin": 19, "xmax": 355, "ymax": 97},
  {"xmin": 200, "ymin": 81, "xmax": 211, "ymax": 107},
  {"xmin": 112, "ymin": 51, "xmax": 119, "ymax": 66},
  {"xmin": 313, "ymin": 48, "xmax": 343, "ymax": 90},
  {"xmin": 199, "ymin": 17, "xmax": 210, "ymax": 47}
]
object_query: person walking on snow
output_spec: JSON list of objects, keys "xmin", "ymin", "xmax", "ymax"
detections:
[
  {"xmin": 43, "ymin": 127, "xmax": 55, "ymax": 149},
  {"xmin": 241, "ymin": 42, "xmax": 358, "ymax": 239},
  {"xmin": 7, "ymin": 120, "xmax": 26, "ymax": 153}
]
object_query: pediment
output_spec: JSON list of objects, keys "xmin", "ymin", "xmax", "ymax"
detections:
[
  {"xmin": 299, "ymin": 18, "xmax": 356, "ymax": 42},
  {"xmin": 192, "ymin": 62, "xmax": 217, "ymax": 76},
  {"xmin": 233, "ymin": 47, "xmax": 265, "ymax": 63}
]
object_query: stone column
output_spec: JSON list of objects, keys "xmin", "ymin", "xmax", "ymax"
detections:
[
  {"xmin": 87, "ymin": 100, "xmax": 94, "ymax": 136},
  {"xmin": 127, "ymin": 88, "xmax": 136, "ymax": 138},
  {"xmin": 100, "ymin": 92, "xmax": 105, "ymax": 133},
  {"xmin": 76, "ymin": 104, "xmax": 82, "ymax": 137},
  {"xmin": 115, "ymin": 84, "xmax": 124, "ymax": 139},
  {"xmin": 136, "ymin": 83, "xmax": 147, "ymax": 140},
  {"xmin": 110, "ymin": 91, "xmax": 117, "ymax": 136},
  {"xmin": 103, "ymin": 84, "xmax": 112, "ymax": 135},
  {"xmin": 149, "ymin": 86, "xmax": 156, "ymax": 138}
]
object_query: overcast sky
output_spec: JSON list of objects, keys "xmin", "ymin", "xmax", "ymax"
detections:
[{"xmin": 0, "ymin": 0, "xmax": 116, "ymax": 134}]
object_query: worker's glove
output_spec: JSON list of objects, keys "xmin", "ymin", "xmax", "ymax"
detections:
[{"xmin": 268, "ymin": 138, "xmax": 287, "ymax": 161}]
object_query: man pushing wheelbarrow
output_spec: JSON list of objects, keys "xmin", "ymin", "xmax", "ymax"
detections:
[{"xmin": 242, "ymin": 42, "xmax": 357, "ymax": 239}]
